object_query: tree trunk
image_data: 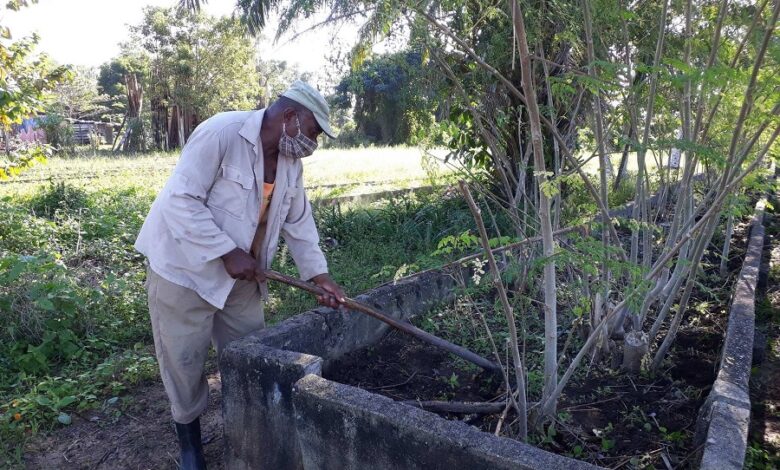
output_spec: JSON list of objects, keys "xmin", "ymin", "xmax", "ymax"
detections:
[
  {"xmin": 622, "ymin": 331, "xmax": 649, "ymax": 374},
  {"xmin": 720, "ymin": 214, "xmax": 735, "ymax": 277},
  {"xmin": 121, "ymin": 73, "xmax": 144, "ymax": 153},
  {"xmin": 511, "ymin": 0, "xmax": 558, "ymax": 417}
]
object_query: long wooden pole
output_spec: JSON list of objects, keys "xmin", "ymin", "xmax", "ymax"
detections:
[{"xmin": 263, "ymin": 270, "xmax": 502, "ymax": 372}]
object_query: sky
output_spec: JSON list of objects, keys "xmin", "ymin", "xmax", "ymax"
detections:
[{"xmin": 3, "ymin": 0, "xmax": 360, "ymax": 74}]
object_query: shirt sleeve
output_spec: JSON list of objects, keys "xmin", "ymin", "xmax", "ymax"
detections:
[
  {"xmin": 280, "ymin": 164, "xmax": 328, "ymax": 281},
  {"xmin": 161, "ymin": 126, "xmax": 238, "ymax": 265}
]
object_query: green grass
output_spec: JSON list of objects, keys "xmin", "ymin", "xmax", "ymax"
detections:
[{"xmin": 0, "ymin": 146, "xmax": 453, "ymax": 199}]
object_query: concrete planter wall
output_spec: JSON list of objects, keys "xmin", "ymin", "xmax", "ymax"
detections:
[
  {"xmin": 220, "ymin": 267, "xmax": 601, "ymax": 470},
  {"xmin": 693, "ymin": 199, "xmax": 766, "ymax": 469}
]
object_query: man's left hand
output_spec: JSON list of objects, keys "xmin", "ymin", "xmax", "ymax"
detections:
[{"xmin": 310, "ymin": 273, "xmax": 346, "ymax": 309}]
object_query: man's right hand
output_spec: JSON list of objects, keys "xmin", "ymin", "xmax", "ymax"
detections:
[{"xmin": 221, "ymin": 248, "xmax": 257, "ymax": 280}]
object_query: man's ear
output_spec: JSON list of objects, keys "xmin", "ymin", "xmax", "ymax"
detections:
[{"xmin": 282, "ymin": 107, "xmax": 297, "ymax": 122}]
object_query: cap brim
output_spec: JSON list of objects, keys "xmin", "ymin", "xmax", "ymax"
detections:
[{"xmin": 315, "ymin": 114, "xmax": 336, "ymax": 139}]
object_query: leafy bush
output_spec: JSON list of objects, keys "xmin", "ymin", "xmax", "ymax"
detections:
[
  {"xmin": 37, "ymin": 113, "xmax": 75, "ymax": 155},
  {"xmin": 0, "ymin": 142, "xmax": 51, "ymax": 180},
  {"xmin": 0, "ymin": 182, "xmax": 153, "ymax": 461},
  {"xmin": 30, "ymin": 181, "xmax": 90, "ymax": 218}
]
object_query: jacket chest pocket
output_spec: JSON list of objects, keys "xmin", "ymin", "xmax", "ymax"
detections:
[{"xmin": 207, "ymin": 165, "xmax": 254, "ymax": 220}]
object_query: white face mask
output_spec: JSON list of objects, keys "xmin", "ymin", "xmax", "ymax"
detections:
[{"xmin": 279, "ymin": 115, "xmax": 318, "ymax": 159}]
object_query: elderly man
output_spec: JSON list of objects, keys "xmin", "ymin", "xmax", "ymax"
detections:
[{"xmin": 135, "ymin": 81, "xmax": 345, "ymax": 469}]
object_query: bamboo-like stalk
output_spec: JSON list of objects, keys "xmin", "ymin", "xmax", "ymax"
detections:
[
  {"xmin": 720, "ymin": 213, "xmax": 735, "ymax": 277},
  {"xmin": 651, "ymin": 221, "xmax": 717, "ymax": 370},
  {"xmin": 416, "ymin": 7, "xmax": 628, "ymax": 263},
  {"xmin": 459, "ymin": 181, "xmax": 528, "ymax": 439},
  {"xmin": 538, "ymin": 39, "xmax": 563, "ymax": 230},
  {"xmin": 650, "ymin": 264, "xmax": 690, "ymax": 340},
  {"xmin": 698, "ymin": 0, "xmax": 770, "ymax": 142},
  {"xmin": 429, "ymin": 49, "xmax": 528, "ymax": 240},
  {"xmin": 509, "ymin": 0, "xmax": 558, "ymax": 416},
  {"xmin": 650, "ymin": 0, "xmax": 780, "ymax": 367},
  {"xmin": 582, "ymin": 0, "xmax": 611, "ymax": 352},
  {"xmin": 632, "ymin": 0, "xmax": 670, "ymax": 271},
  {"xmin": 637, "ymin": 270, "xmax": 668, "ymax": 330}
]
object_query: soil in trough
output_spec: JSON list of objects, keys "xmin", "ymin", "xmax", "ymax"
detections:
[
  {"xmin": 325, "ymin": 323, "xmax": 719, "ymax": 468},
  {"xmin": 325, "ymin": 329, "xmax": 504, "ymax": 418},
  {"xmin": 325, "ymin": 217, "xmax": 752, "ymax": 469}
]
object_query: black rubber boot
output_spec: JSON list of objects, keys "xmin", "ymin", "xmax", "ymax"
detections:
[{"xmin": 174, "ymin": 417, "xmax": 207, "ymax": 470}]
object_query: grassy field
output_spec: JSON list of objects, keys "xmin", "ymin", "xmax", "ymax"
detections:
[{"xmin": 0, "ymin": 146, "xmax": 452, "ymax": 199}]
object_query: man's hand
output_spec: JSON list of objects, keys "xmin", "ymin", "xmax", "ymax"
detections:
[
  {"xmin": 221, "ymin": 248, "xmax": 257, "ymax": 280},
  {"xmin": 310, "ymin": 273, "xmax": 346, "ymax": 309}
]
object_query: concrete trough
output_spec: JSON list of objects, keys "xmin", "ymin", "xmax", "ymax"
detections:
[
  {"xmin": 220, "ymin": 267, "xmax": 602, "ymax": 470},
  {"xmin": 694, "ymin": 198, "xmax": 766, "ymax": 469}
]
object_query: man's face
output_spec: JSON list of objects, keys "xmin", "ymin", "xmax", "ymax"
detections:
[{"xmin": 285, "ymin": 109, "xmax": 323, "ymax": 142}]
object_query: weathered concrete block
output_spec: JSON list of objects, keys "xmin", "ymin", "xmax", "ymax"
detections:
[
  {"xmin": 699, "ymin": 400, "xmax": 751, "ymax": 470},
  {"xmin": 292, "ymin": 374, "xmax": 604, "ymax": 470},
  {"xmin": 694, "ymin": 198, "xmax": 765, "ymax": 469},
  {"xmin": 221, "ymin": 337, "xmax": 322, "ymax": 470},
  {"xmin": 221, "ymin": 268, "xmax": 463, "ymax": 470}
]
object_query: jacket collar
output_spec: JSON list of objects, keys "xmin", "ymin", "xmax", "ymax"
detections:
[{"xmin": 238, "ymin": 108, "xmax": 266, "ymax": 154}]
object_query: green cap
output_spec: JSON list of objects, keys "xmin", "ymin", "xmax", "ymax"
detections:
[{"xmin": 281, "ymin": 80, "xmax": 336, "ymax": 139}]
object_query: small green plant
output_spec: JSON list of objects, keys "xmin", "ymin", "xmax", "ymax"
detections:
[
  {"xmin": 38, "ymin": 113, "xmax": 75, "ymax": 154},
  {"xmin": 744, "ymin": 441, "xmax": 780, "ymax": 469},
  {"xmin": 593, "ymin": 422, "xmax": 615, "ymax": 452},
  {"xmin": 540, "ymin": 422, "xmax": 557, "ymax": 445},
  {"xmin": 444, "ymin": 372, "xmax": 459, "ymax": 389}
]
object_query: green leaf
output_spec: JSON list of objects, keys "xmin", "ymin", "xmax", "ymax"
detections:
[
  {"xmin": 36, "ymin": 298, "xmax": 55, "ymax": 311},
  {"xmin": 35, "ymin": 395, "xmax": 53, "ymax": 407},
  {"xmin": 57, "ymin": 412, "xmax": 72, "ymax": 425},
  {"xmin": 56, "ymin": 395, "xmax": 77, "ymax": 409}
]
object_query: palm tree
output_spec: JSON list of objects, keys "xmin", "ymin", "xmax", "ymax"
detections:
[{"xmin": 180, "ymin": 0, "xmax": 276, "ymax": 34}]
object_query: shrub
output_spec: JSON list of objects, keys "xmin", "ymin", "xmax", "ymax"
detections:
[{"xmin": 37, "ymin": 113, "xmax": 75, "ymax": 155}]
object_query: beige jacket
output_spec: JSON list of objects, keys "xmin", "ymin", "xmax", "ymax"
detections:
[{"xmin": 135, "ymin": 109, "xmax": 328, "ymax": 309}]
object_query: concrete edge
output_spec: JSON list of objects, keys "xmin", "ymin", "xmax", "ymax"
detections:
[
  {"xmin": 292, "ymin": 374, "xmax": 606, "ymax": 470},
  {"xmin": 249, "ymin": 267, "xmax": 464, "ymax": 360},
  {"xmin": 312, "ymin": 184, "xmax": 438, "ymax": 208},
  {"xmin": 695, "ymin": 198, "xmax": 766, "ymax": 469}
]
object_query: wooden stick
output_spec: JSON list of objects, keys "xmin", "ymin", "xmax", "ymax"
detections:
[
  {"xmin": 263, "ymin": 269, "xmax": 501, "ymax": 372},
  {"xmin": 401, "ymin": 400, "xmax": 506, "ymax": 414}
]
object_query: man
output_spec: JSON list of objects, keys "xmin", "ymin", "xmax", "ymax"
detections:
[{"xmin": 135, "ymin": 81, "xmax": 346, "ymax": 469}]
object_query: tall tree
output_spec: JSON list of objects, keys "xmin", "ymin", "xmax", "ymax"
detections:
[
  {"xmin": 333, "ymin": 51, "xmax": 438, "ymax": 145},
  {"xmin": 47, "ymin": 66, "xmax": 108, "ymax": 121},
  {"xmin": 127, "ymin": 6, "xmax": 260, "ymax": 149}
]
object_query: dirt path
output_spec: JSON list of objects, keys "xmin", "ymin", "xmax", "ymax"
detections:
[
  {"xmin": 748, "ymin": 205, "xmax": 780, "ymax": 467},
  {"xmin": 23, "ymin": 368, "xmax": 225, "ymax": 470}
]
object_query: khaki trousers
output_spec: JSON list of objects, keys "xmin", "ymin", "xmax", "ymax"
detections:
[{"xmin": 146, "ymin": 268, "xmax": 265, "ymax": 424}]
